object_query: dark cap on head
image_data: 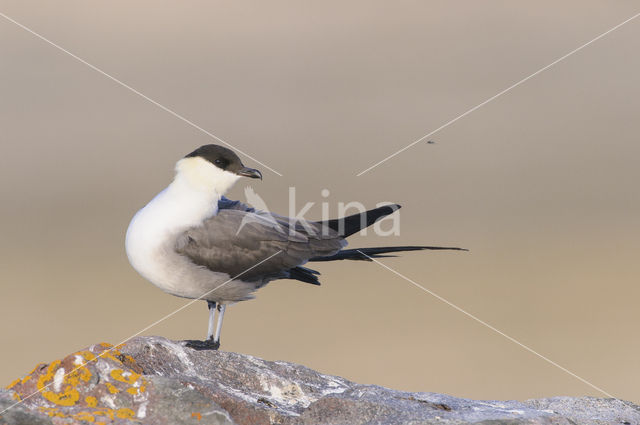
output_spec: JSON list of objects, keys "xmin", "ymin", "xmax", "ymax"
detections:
[{"xmin": 185, "ymin": 144, "xmax": 262, "ymax": 179}]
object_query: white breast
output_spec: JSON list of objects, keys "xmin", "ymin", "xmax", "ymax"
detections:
[{"xmin": 125, "ymin": 178, "xmax": 220, "ymax": 297}]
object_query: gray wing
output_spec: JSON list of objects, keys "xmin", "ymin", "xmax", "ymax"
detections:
[{"xmin": 175, "ymin": 208, "xmax": 346, "ymax": 282}]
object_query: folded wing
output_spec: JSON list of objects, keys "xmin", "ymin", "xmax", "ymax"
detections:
[{"xmin": 175, "ymin": 206, "xmax": 345, "ymax": 282}]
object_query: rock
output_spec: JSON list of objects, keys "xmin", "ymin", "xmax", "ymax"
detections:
[
  {"xmin": 2, "ymin": 336, "xmax": 638, "ymax": 425},
  {"xmin": 2, "ymin": 340, "xmax": 232, "ymax": 425},
  {"xmin": 0, "ymin": 390, "xmax": 54, "ymax": 425}
]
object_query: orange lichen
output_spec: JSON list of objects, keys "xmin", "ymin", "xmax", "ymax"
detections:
[
  {"xmin": 110, "ymin": 369, "xmax": 140, "ymax": 385},
  {"xmin": 192, "ymin": 412, "xmax": 202, "ymax": 420},
  {"xmin": 115, "ymin": 407, "xmax": 135, "ymax": 419},
  {"xmin": 97, "ymin": 349, "xmax": 127, "ymax": 365},
  {"xmin": 105, "ymin": 382, "xmax": 120, "ymax": 394},
  {"xmin": 8, "ymin": 342, "xmax": 149, "ymax": 421},
  {"xmin": 73, "ymin": 411, "xmax": 95, "ymax": 422},
  {"xmin": 85, "ymin": 395, "xmax": 98, "ymax": 407},
  {"xmin": 39, "ymin": 405, "xmax": 134, "ymax": 423},
  {"xmin": 39, "ymin": 407, "xmax": 67, "ymax": 418},
  {"xmin": 41, "ymin": 387, "xmax": 80, "ymax": 406},
  {"xmin": 36, "ymin": 360, "xmax": 60, "ymax": 386},
  {"xmin": 123, "ymin": 354, "xmax": 136, "ymax": 364},
  {"xmin": 78, "ymin": 350, "xmax": 97, "ymax": 362},
  {"xmin": 64, "ymin": 365, "xmax": 92, "ymax": 387},
  {"xmin": 93, "ymin": 408, "xmax": 115, "ymax": 419},
  {"xmin": 37, "ymin": 361, "xmax": 81, "ymax": 407},
  {"xmin": 99, "ymin": 342, "xmax": 113, "ymax": 348}
]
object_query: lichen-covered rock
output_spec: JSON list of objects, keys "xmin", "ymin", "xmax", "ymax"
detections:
[
  {"xmin": 2, "ymin": 336, "xmax": 638, "ymax": 425},
  {"xmin": 3, "ymin": 341, "xmax": 231, "ymax": 424}
]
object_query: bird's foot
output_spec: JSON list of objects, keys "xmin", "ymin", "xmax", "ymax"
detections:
[{"xmin": 183, "ymin": 338, "xmax": 220, "ymax": 351}]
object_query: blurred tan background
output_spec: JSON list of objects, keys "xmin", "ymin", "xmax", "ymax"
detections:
[{"xmin": 1, "ymin": 0, "xmax": 639, "ymax": 403}]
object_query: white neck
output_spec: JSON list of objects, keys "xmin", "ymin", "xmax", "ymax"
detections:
[
  {"xmin": 125, "ymin": 177, "xmax": 217, "ymax": 254},
  {"xmin": 131, "ymin": 156, "xmax": 242, "ymax": 233},
  {"xmin": 163, "ymin": 175, "xmax": 221, "ymax": 227},
  {"xmin": 174, "ymin": 156, "xmax": 241, "ymax": 196}
]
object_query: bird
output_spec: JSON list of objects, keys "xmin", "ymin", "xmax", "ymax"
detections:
[{"xmin": 125, "ymin": 144, "xmax": 466, "ymax": 350}]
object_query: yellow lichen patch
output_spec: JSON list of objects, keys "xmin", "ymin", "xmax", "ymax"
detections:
[
  {"xmin": 192, "ymin": 412, "xmax": 202, "ymax": 421},
  {"xmin": 117, "ymin": 353, "xmax": 142, "ymax": 373},
  {"xmin": 73, "ymin": 411, "xmax": 95, "ymax": 422},
  {"xmin": 115, "ymin": 407, "xmax": 135, "ymax": 419},
  {"xmin": 7, "ymin": 372, "xmax": 33, "ymax": 390},
  {"xmin": 39, "ymin": 407, "xmax": 67, "ymax": 418},
  {"xmin": 41, "ymin": 388, "xmax": 80, "ymax": 407},
  {"xmin": 86, "ymin": 395, "xmax": 98, "ymax": 407},
  {"xmin": 126, "ymin": 387, "xmax": 140, "ymax": 395},
  {"xmin": 78, "ymin": 350, "xmax": 97, "ymax": 362},
  {"xmin": 39, "ymin": 407, "xmax": 56, "ymax": 417},
  {"xmin": 110, "ymin": 369, "xmax": 140, "ymax": 385},
  {"xmin": 93, "ymin": 408, "xmax": 115, "ymax": 420},
  {"xmin": 139, "ymin": 384, "xmax": 146, "ymax": 393},
  {"xmin": 12, "ymin": 392, "xmax": 20, "ymax": 401},
  {"xmin": 37, "ymin": 360, "xmax": 81, "ymax": 407},
  {"xmin": 105, "ymin": 382, "xmax": 120, "ymax": 394},
  {"xmin": 36, "ymin": 360, "xmax": 60, "ymax": 390},
  {"xmin": 99, "ymin": 351, "xmax": 123, "ymax": 364},
  {"xmin": 96, "ymin": 422, "xmax": 107, "ymax": 425},
  {"xmin": 64, "ymin": 365, "xmax": 92, "ymax": 387},
  {"xmin": 99, "ymin": 342, "xmax": 113, "ymax": 348}
]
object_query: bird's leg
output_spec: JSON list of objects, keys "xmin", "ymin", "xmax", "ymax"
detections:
[
  {"xmin": 206, "ymin": 301, "xmax": 217, "ymax": 341},
  {"xmin": 184, "ymin": 301, "xmax": 221, "ymax": 350},
  {"xmin": 213, "ymin": 304, "xmax": 226, "ymax": 347}
]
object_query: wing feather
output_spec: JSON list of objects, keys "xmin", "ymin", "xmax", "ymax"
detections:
[{"xmin": 175, "ymin": 208, "xmax": 345, "ymax": 281}]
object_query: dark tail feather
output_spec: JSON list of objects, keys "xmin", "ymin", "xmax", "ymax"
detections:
[
  {"xmin": 318, "ymin": 204, "xmax": 401, "ymax": 238},
  {"xmin": 287, "ymin": 266, "xmax": 321, "ymax": 285},
  {"xmin": 309, "ymin": 245, "xmax": 468, "ymax": 262}
]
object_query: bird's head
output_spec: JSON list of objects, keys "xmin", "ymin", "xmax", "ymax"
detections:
[{"xmin": 175, "ymin": 144, "xmax": 262, "ymax": 195}]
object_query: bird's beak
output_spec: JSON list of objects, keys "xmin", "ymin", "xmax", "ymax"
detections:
[{"xmin": 236, "ymin": 166, "xmax": 262, "ymax": 180}]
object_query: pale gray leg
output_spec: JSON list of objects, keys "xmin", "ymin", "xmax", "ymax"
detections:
[
  {"xmin": 184, "ymin": 301, "xmax": 221, "ymax": 350},
  {"xmin": 206, "ymin": 301, "xmax": 217, "ymax": 341},
  {"xmin": 213, "ymin": 304, "xmax": 226, "ymax": 345}
]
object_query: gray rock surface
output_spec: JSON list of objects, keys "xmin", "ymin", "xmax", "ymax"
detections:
[
  {"xmin": 1, "ymin": 390, "xmax": 54, "ymax": 425},
  {"xmin": 2, "ymin": 336, "xmax": 638, "ymax": 424}
]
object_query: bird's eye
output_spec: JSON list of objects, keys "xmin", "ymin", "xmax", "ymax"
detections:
[{"xmin": 214, "ymin": 159, "xmax": 225, "ymax": 167}]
